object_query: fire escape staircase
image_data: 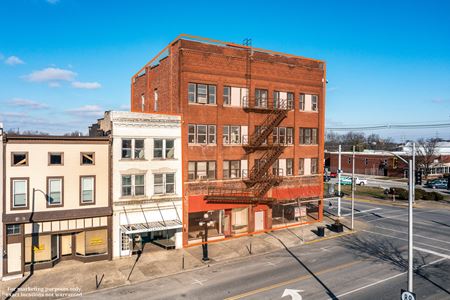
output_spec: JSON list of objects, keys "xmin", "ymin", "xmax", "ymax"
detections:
[{"xmin": 205, "ymin": 99, "xmax": 288, "ymax": 205}]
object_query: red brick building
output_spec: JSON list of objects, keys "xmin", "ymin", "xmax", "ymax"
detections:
[{"xmin": 131, "ymin": 35, "xmax": 326, "ymax": 246}]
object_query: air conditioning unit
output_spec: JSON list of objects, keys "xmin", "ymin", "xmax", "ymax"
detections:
[{"xmin": 198, "ymin": 96, "xmax": 207, "ymax": 104}]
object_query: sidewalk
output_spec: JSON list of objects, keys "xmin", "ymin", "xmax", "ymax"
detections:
[{"xmin": 1, "ymin": 216, "xmax": 359, "ymax": 300}]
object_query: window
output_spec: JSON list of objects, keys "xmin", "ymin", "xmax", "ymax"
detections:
[
  {"xmin": 208, "ymin": 125, "xmax": 216, "ymax": 144},
  {"xmin": 47, "ymin": 177, "xmax": 63, "ymax": 206},
  {"xmin": 122, "ymin": 139, "xmax": 145, "ymax": 159},
  {"xmin": 12, "ymin": 152, "xmax": 28, "ymax": 166},
  {"xmin": 272, "ymin": 160, "xmax": 281, "ymax": 176},
  {"xmin": 311, "ymin": 95, "xmax": 318, "ymax": 111},
  {"xmin": 223, "ymin": 86, "xmax": 231, "ymax": 105},
  {"xmin": 223, "ymin": 160, "xmax": 241, "ymax": 179},
  {"xmin": 80, "ymin": 152, "xmax": 95, "ymax": 165},
  {"xmin": 273, "ymin": 127, "xmax": 293, "ymax": 145},
  {"xmin": 230, "ymin": 126, "xmax": 241, "ymax": 144},
  {"xmin": 299, "ymin": 128, "xmax": 318, "ymax": 145},
  {"xmin": 311, "ymin": 158, "xmax": 318, "ymax": 174},
  {"xmin": 135, "ymin": 139, "xmax": 145, "ymax": 159},
  {"xmin": 154, "ymin": 139, "xmax": 175, "ymax": 159},
  {"xmin": 197, "ymin": 125, "xmax": 207, "ymax": 144},
  {"xmin": 188, "ymin": 124, "xmax": 216, "ymax": 144},
  {"xmin": 154, "ymin": 173, "xmax": 175, "ymax": 195},
  {"xmin": 81, "ymin": 176, "xmax": 95, "ymax": 204},
  {"xmin": 223, "ymin": 125, "xmax": 246, "ymax": 145},
  {"xmin": 7, "ymin": 224, "xmax": 20, "ymax": 235},
  {"xmin": 287, "ymin": 92, "xmax": 294, "ymax": 110},
  {"xmin": 49, "ymin": 152, "xmax": 63, "ymax": 165},
  {"xmin": 154, "ymin": 89, "xmax": 158, "ymax": 112},
  {"xmin": 121, "ymin": 174, "xmax": 145, "ymax": 197},
  {"xmin": 122, "ymin": 139, "xmax": 132, "ymax": 158},
  {"xmin": 255, "ymin": 89, "xmax": 268, "ymax": 108},
  {"xmin": 299, "ymin": 94, "xmax": 305, "ymax": 111},
  {"xmin": 12, "ymin": 178, "xmax": 28, "ymax": 208},
  {"xmin": 286, "ymin": 159, "xmax": 294, "ymax": 176},
  {"xmin": 223, "ymin": 126, "xmax": 229, "ymax": 144},
  {"xmin": 299, "ymin": 158, "xmax": 304, "ymax": 175},
  {"xmin": 188, "ymin": 161, "xmax": 216, "ymax": 181},
  {"xmin": 188, "ymin": 83, "xmax": 216, "ymax": 104},
  {"xmin": 141, "ymin": 94, "xmax": 145, "ymax": 111}
]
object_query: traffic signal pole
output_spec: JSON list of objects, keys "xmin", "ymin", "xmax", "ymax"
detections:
[
  {"xmin": 351, "ymin": 146, "xmax": 355, "ymax": 230},
  {"xmin": 338, "ymin": 144, "xmax": 342, "ymax": 218},
  {"xmin": 408, "ymin": 158, "xmax": 414, "ymax": 293}
]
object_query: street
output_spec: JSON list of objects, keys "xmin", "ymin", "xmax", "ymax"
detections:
[{"xmin": 82, "ymin": 199, "xmax": 450, "ymax": 300}]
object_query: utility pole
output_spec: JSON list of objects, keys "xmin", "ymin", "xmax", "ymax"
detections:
[
  {"xmin": 338, "ymin": 144, "xmax": 342, "ymax": 217},
  {"xmin": 412, "ymin": 143, "xmax": 416, "ymax": 204},
  {"xmin": 351, "ymin": 146, "xmax": 355, "ymax": 230},
  {"xmin": 408, "ymin": 142, "xmax": 415, "ymax": 293}
]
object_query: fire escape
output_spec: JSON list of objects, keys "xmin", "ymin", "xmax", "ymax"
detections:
[{"xmin": 205, "ymin": 40, "xmax": 288, "ymax": 205}]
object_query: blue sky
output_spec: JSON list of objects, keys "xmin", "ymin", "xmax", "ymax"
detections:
[{"xmin": 0, "ymin": 0, "xmax": 449, "ymax": 140}]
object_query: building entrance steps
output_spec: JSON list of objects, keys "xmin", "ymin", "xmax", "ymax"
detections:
[{"xmin": 1, "ymin": 216, "xmax": 362, "ymax": 299}]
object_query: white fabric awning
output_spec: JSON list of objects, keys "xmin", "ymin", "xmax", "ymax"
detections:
[{"xmin": 120, "ymin": 219, "xmax": 182, "ymax": 235}]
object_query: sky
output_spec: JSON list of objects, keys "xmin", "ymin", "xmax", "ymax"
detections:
[{"xmin": 0, "ymin": 0, "xmax": 449, "ymax": 140}]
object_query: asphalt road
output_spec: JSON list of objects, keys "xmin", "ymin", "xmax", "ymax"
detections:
[{"xmin": 82, "ymin": 199, "xmax": 450, "ymax": 300}]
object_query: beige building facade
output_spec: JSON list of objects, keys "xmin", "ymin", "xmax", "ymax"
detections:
[{"xmin": 2, "ymin": 135, "xmax": 112, "ymax": 279}]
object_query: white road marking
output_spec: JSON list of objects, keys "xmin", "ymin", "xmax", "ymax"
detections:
[
  {"xmin": 366, "ymin": 209, "xmax": 440, "ymax": 223},
  {"xmin": 362, "ymin": 230, "xmax": 450, "ymax": 253},
  {"xmin": 191, "ymin": 278, "xmax": 207, "ymax": 286},
  {"xmin": 375, "ymin": 225, "xmax": 450, "ymax": 245},
  {"xmin": 266, "ymin": 262, "xmax": 277, "ymax": 267},
  {"xmin": 414, "ymin": 246, "xmax": 450, "ymax": 259},
  {"xmin": 342, "ymin": 208, "xmax": 381, "ymax": 216},
  {"xmin": 333, "ymin": 258, "xmax": 447, "ymax": 299}
]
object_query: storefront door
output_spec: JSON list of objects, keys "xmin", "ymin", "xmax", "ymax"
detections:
[
  {"xmin": 7, "ymin": 243, "xmax": 22, "ymax": 273},
  {"xmin": 61, "ymin": 234, "xmax": 72, "ymax": 257},
  {"xmin": 223, "ymin": 210, "xmax": 232, "ymax": 236},
  {"xmin": 255, "ymin": 211, "xmax": 265, "ymax": 231}
]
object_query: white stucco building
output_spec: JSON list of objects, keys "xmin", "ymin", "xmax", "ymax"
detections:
[{"xmin": 92, "ymin": 111, "xmax": 182, "ymax": 258}]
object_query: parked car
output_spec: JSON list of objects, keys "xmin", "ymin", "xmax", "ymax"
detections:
[
  {"xmin": 339, "ymin": 176, "xmax": 352, "ymax": 185},
  {"xmin": 355, "ymin": 177, "xmax": 368, "ymax": 186},
  {"xmin": 425, "ymin": 178, "xmax": 448, "ymax": 189}
]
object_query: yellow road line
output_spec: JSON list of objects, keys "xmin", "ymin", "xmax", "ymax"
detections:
[{"xmin": 225, "ymin": 260, "xmax": 360, "ymax": 300}]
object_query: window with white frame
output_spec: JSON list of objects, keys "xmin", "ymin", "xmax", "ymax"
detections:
[
  {"xmin": 299, "ymin": 158, "xmax": 305, "ymax": 175},
  {"xmin": 223, "ymin": 86, "xmax": 231, "ymax": 105},
  {"xmin": 81, "ymin": 176, "xmax": 95, "ymax": 204},
  {"xmin": 187, "ymin": 124, "xmax": 216, "ymax": 144},
  {"xmin": 255, "ymin": 89, "xmax": 268, "ymax": 108},
  {"xmin": 121, "ymin": 174, "xmax": 145, "ymax": 197},
  {"xmin": 299, "ymin": 93, "xmax": 319, "ymax": 112},
  {"xmin": 286, "ymin": 159, "xmax": 294, "ymax": 176},
  {"xmin": 287, "ymin": 92, "xmax": 294, "ymax": 110},
  {"xmin": 153, "ymin": 173, "xmax": 175, "ymax": 195},
  {"xmin": 273, "ymin": 91, "xmax": 294, "ymax": 109},
  {"xmin": 153, "ymin": 139, "xmax": 175, "ymax": 159},
  {"xmin": 47, "ymin": 177, "xmax": 63, "ymax": 206},
  {"xmin": 188, "ymin": 83, "xmax": 216, "ymax": 104},
  {"xmin": 273, "ymin": 127, "xmax": 294, "ymax": 145},
  {"xmin": 299, "ymin": 128, "xmax": 318, "ymax": 145},
  {"xmin": 188, "ymin": 161, "xmax": 216, "ymax": 181},
  {"xmin": 223, "ymin": 160, "xmax": 241, "ymax": 179},
  {"xmin": 223, "ymin": 125, "xmax": 247, "ymax": 145},
  {"xmin": 311, "ymin": 158, "xmax": 318, "ymax": 174},
  {"xmin": 12, "ymin": 178, "xmax": 28, "ymax": 208},
  {"xmin": 122, "ymin": 139, "xmax": 145, "ymax": 159}
]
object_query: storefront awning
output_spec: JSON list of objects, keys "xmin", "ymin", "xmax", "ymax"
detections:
[
  {"xmin": 119, "ymin": 201, "xmax": 182, "ymax": 235},
  {"xmin": 120, "ymin": 219, "xmax": 182, "ymax": 235}
]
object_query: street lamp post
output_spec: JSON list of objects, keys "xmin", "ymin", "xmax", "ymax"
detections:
[
  {"xmin": 199, "ymin": 213, "xmax": 215, "ymax": 262},
  {"xmin": 382, "ymin": 148, "xmax": 415, "ymax": 293}
]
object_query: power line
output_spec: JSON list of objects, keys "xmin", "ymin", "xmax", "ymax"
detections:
[{"xmin": 326, "ymin": 122, "xmax": 450, "ymax": 131}]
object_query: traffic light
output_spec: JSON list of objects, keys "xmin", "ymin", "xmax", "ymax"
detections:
[{"xmin": 414, "ymin": 170, "xmax": 422, "ymax": 185}]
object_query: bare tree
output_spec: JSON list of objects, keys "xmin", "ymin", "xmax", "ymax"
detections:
[
  {"xmin": 6, "ymin": 129, "xmax": 49, "ymax": 136},
  {"xmin": 64, "ymin": 130, "xmax": 84, "ymax": 136},
  {"xmin": 415, "ymin": 138, "xmax": 441, "ymax": 179}
]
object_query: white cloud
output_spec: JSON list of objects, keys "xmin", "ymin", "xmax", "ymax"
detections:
[
  {"xmin": 71, "ymin": 81, "xmax": 102, "ymax": 89},
  {"xmin": 23, "ymin": 67, "xmax": 77, "ymax": 82},
  {"xmin": 66, "ymin": 105, "xmax": 104, "ymax": 117},
  {"xmin": 5, "ymin": 56, "xmax": 25, "ymax": 65},
  {"xmin": 0, "ymin": 111, "xmax": 29, "ymax": 118},
  {"xmin": 7, "ymin": 98, "xmax": 49, "ymax": 109},
  {"xmin": 46, "ymin": 0, "xmax": 60, "ymax": 4}
]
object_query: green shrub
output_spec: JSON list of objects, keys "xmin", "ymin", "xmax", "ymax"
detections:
[
  {"xmin": 394, "ymin": 188, "xmax": 409, "ymax": 200},
  {"xmin": 415, "ymin": 188, "xmax": 426, "ymax": 200},
  {"xmin": 422, "ymin": 191, "xmax": 444, "ymax": 201}
]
